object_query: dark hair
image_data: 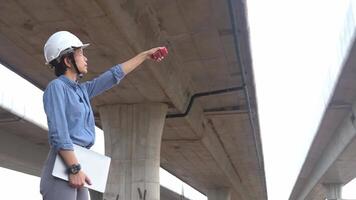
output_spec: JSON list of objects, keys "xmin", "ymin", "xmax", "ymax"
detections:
[{"xmin": 49, "ymin": 54, "xmax": 70, "ymax": 77}]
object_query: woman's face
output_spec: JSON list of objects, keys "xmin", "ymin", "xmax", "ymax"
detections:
[{"xmin": 73, "ymin": 48, "xmax": 88, "ymax": 74}]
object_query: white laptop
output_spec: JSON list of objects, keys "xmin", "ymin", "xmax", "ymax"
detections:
[{"xmin": 52, "ymin": 144, "xmax": 111, "ymax": 193}]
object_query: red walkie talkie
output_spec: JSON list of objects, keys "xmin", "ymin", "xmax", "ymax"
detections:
[{"xmin": 150, "ymin": 47, "xmax": 168, "ymax": 61}]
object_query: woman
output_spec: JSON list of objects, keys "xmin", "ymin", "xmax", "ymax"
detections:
[{"xmin": 40, "ymin": 31, "xmax": 165, "ymax": 200}]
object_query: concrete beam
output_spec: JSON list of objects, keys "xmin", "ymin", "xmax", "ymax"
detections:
[
  {"xmin": 290, "ymin": 102, "xmax": 356, "ymax": 200},
  {"xmin": 0, "ymin": 128, "xmax": 48, "ymax": 176}
]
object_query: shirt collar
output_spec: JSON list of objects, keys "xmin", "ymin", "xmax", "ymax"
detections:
[{"xmin": 59, "ymin": 75, "xmax": 78, "ymax": 89}]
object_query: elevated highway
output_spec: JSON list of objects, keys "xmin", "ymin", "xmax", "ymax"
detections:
[{"xmin": 0, "ymin": 0, "xmax": 266, "ymax": 199}]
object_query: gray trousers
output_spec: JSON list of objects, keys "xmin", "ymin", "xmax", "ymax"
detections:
[{"xmin": 40, "ymin": 148, "xmax": 89, "ymax": 200}]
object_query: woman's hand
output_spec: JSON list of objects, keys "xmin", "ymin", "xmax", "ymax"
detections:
[
  {"xmin": 68, "ymin": 171, "xmax": 92, "ymax": 188},
  {"xmin": 121, "ymin": 46, "xmax": 168, "ymax": 74}
]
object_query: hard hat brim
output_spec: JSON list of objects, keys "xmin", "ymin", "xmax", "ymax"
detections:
[
  {"xmin": 45, "ymin": 43, "xmax": 90, "ymax": 65},
  {"xmin": 81, "ymin": 43, "xmax": 90, "ymax": 49}
]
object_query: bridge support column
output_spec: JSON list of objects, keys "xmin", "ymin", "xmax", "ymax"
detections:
[
  {"xmin": 207, "ymin": 188, "xmax": 231, "ymax": 200},
  {"xmin": 98, "ymin": 103, "xmax": 167, "ymax": 200},
  {"xmin": 324, "ymin": 183, "xmax": 342, "ymax": 200}
]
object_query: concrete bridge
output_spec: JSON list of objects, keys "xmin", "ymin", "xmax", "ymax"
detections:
[{"xmin": 0, "ymin": 0, "xmax": 266, "ymax": 199}]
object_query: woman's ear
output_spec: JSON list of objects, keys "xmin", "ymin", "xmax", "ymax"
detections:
[{"xmin": 63, "ymin": 56, "xmax": 72, "ymax": 68}]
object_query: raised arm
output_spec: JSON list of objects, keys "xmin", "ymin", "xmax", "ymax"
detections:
[
  {"xmin": 83, "ymin": 47, "xmax": 165, "ymax": 99},
  {"xmin": 121, "ymin": 47, "xmax": 164, "ymax": 74}
]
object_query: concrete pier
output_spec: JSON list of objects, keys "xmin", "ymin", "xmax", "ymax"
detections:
[
  {"xmin": 99, "ymin": 103, "xmax": 167, "ymax": 200},
  {"xmin": 324, "ymin": 183, "xmax": 342, "ymax": 200}
]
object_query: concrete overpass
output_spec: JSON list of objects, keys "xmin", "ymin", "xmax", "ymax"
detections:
[
  {"xmin": 0, "ymin": 0, "xmax": 266, "ymax": 199},
  {"xmin": 289, "ymin": 1, "xmax": 356, "ymax": 200}
]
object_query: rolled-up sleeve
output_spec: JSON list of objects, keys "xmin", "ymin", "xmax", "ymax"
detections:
[
  {"xmin": 83, "ymin": 64, "xmax": 126, "ymax": 99},
  {"xmin": 43, "ymin": 81, "xmax": 73, "ymax": 152}
]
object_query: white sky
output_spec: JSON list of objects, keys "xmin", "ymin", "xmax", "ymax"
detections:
[
  {"xmin": 0, "ymin": 1, "xmax": 356, "ymax": 200},
  {"xmin": 247, "ymin": 0, "xmax": 353, "ymax": 199}
]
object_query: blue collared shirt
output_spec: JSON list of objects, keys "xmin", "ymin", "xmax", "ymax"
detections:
[{"xmin": 43, "ymin": 64, "xmax": 125, "ymax": 152}]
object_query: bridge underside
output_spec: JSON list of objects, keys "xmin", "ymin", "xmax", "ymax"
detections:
[{"xmin": 0, "ymin": 0, "xmax": 266, "ymax": 199}]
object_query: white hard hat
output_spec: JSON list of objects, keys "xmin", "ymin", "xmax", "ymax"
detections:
[{"xmin": 44, "ymin": 31, "xmax": 89, "ymax": 64}]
